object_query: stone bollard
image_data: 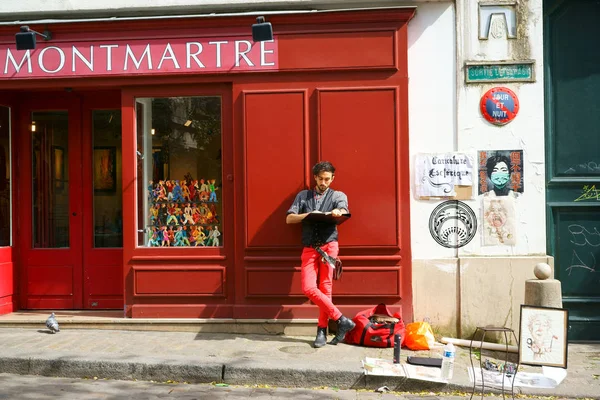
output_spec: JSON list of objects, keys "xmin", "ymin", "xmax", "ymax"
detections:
[{"xmin": 524, "ymin": 262, "xmax": 563, "ymax": 308}]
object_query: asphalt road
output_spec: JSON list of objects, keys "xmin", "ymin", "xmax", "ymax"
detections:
[{"xmin": 0, "ymin": 373, "xmax": 476, "ymax": 400}]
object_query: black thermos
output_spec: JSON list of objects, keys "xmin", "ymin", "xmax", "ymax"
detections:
[{"xmin": 393, "ymin": 334, "xmax": 401, "ymax": 364}]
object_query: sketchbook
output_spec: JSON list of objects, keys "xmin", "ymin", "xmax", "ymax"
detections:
[{"xmin": 304, "ymin": 212, "xmax": 351, "ymax": 225}]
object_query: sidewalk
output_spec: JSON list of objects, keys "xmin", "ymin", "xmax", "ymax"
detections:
[{"xmin": 0, "ymin": 327, "xmax": 598, "ymax": 398}]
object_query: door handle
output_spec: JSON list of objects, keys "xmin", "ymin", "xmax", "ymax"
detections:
[{"xmin": 72, "ymin": 212, "xmax": 77, "ymax": 216}]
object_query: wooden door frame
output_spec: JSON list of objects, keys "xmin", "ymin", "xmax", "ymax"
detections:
[
  {"xmin": 17, "ymin": 92, "xmax": 84, "ymax": 309},
  {"xmin": 81, "ymin": 91, "xmax": 123, "ymax": 309}
]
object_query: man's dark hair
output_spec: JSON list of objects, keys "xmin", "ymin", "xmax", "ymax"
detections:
[
  {"xmin": 312, "ymin": 161, "xmax": 335, "ymax": 176},
  {"xmin": 486, "ymin": 154, "xmax": 512, "ymax": 178}
]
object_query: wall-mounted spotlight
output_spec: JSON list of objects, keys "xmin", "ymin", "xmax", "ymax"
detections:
[
  {"xmin": 252, "ymin": 16, "xmax": 273, "ymax": 42},
  {"xmin": 15, "ymin": 26, "xmax": 52, "ymax": 51}
]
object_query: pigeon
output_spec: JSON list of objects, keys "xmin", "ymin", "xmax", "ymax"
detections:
[{"xmin": 45, "ymin": 312, "xmax": 60, "ymax": 333}]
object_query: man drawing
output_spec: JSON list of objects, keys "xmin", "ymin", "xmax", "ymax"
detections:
[{"xmin": 286, "ymin": 161, "xmax": 355, "ymax": 348}]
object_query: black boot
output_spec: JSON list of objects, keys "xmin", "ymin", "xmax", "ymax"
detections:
[
  {"xmin": 329, "ymin": 316, "xmax": 356, "ymax": 345},
  {"xmin": 313, "ymin": 327, "xmax": 327, "ymax": 348}
]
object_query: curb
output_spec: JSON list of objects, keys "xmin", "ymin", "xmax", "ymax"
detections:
[
  {"xmin": 0, "ymin": 353, "xmax": 453, "ymax": 391},
  {"xmin": 0, "ymin": 354, "xmax": 223, "ymax": 383}
]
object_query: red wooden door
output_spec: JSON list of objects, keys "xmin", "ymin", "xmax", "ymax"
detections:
[
  {"xmin": 0, "ymin": 93, "xmax": 17, "ymax": 314},
  {"xmin": 18, "ymin": 91, "xmax": 122, "ymax": 310},
  {"xmin": 81, "ymin": 92, "xmax": 123, "ymax": 309}
]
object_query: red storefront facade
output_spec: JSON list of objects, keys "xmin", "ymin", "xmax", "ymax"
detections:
[{"xmin": 0, "ymin": 8, "xmax": 415, "ymax": 320}]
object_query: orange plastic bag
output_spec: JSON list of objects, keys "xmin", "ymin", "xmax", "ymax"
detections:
[{"xmin": 404, "ymin": 321, "xmax": 435, "ymax": 350}]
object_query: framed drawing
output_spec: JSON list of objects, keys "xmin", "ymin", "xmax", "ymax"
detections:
[
  {"xmin": 94, "ymin": 146, "xmax": 117, "ymax": 192},
  {"xmin": 519, "ymin": 305, "xmax": 569, "ymax": 368}
]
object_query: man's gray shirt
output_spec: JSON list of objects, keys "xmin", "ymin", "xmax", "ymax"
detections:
[{"xmin": 287, "ymin": 189, "xmax": 349, "ymax": 247}]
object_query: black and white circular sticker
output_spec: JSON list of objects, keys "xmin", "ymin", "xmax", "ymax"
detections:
[{"xmin": 429, "ymin": 201, "xmax": 477, "ymax": 248}]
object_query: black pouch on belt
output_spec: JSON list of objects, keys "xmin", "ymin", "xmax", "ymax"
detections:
[{"xmin": 313, "ymin": 245, "xmax": 343, "ymax": 280}]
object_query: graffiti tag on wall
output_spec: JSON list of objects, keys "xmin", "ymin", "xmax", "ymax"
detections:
[{"xmin": 574, "ymin": 185, "xmax": 600, "ymax": 202}]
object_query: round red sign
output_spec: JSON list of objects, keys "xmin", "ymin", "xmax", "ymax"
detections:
[{"xmin": 480, "ymin": 87, "xmax": 519, "ymax": 125}]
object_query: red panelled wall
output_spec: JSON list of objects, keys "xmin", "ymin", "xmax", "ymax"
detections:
[
  {"xmin": 231, "ymin": 10, "xmax": 414, "ymax": 320},
  {"xmin": 235, "ymin": 83, "xmax": 409, "ymax": 319}
]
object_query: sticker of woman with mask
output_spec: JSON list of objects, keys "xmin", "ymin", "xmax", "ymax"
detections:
[{"xmin": 478, "ymin": 151, "xmax": 524, "ymax": 197}]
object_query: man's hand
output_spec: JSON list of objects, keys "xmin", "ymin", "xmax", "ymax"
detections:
[
  {"xmin": 331, "ymin": 209, "xmax": 346, "ymax": 217},
  {"xmin": 286, "ymin": 213, "xmax": 309, "ymax": 224}
]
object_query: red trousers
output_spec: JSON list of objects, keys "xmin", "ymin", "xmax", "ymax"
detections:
[{"xmin": 301, "ymin": 241, "xmax": 342, "ymax": 328}]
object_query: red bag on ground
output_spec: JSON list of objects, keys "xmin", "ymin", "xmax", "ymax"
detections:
[{"xmin": 344, "ymin": 303, "xmax": 405, "ymax": 348}]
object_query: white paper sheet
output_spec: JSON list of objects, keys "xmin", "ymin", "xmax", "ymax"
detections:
[
  {"xmin": 468, "ymin": 366, "xmax": 567, "ymax": 389},
  {"xmin": 363, "ymin": 357, "xmax": 447, "ymax": 383},
  {"xmin": 415, "ymin": 153, "xmax": 474, "ymax": 198}
]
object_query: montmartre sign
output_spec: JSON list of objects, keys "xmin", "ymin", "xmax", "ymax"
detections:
[{"xmin": 0, "ymin": 37, "xmax": 278, "ymax": 79}]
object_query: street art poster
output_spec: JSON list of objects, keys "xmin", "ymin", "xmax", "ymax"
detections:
[
  {"xmin": 415, "ymin": 153, "xmax": 474, "ymax": 199},
  {"xmin": 519, "ymin": 305, "xmax": 569, "ymax": 369},
  {"xmin": 482, "ymin": 196, "xmax": 517, "ymax": 246},
  {"xmin": 478, "ymin": 150, "xmax": 523, "ymax": 196}
]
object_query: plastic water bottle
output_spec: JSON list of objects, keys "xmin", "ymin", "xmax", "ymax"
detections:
[{"xmin": 441, "ymin": 342, "xmax": 455, "ymax": 380}]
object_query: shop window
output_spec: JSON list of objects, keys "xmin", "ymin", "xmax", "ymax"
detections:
[
  {"xmin": 32, "ymin": 111, "xmax": 69, "ymax": 248},
  {"xmin": 136, "ymin": 97, "xmax": 222, "ymax": 248},
  {"xmin": 0, "ymin": 107, "xmax": 10, "ymax": 246},
  {"xmin": 93, "ymin": 110, "xmax": 123, "ymax": 248}
]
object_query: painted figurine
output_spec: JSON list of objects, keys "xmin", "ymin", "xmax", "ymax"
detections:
[
  {"xmin": 208, "ymin": 179, "xmax": 217, "ymax": 202},
  {"xmin": 174, "ymin": 226, "xmax": 190, "ymax": 246},
  {"xmin": 166, "ymin": 203, "xmax": 179, "ymax": 225},
  {"xmin": 181, "ymin": 179, "xmax": 191, "ymax": 202},
  {"xmin": 148, "ymin": 180, "xmax": 155, "ymax": 201},
  {"xmin": 188, "ymin": 179, "xmax": 197, "ymax": 201},
  {"xmin": 158, "ymin": 203, "xmax": 168, "ymax": 226},
  {"xmin": 171, "ymin": 180, "xmax": 184, "ymax": 202},
  {"xmin": 165, "ymin": 179, "xmax": 174, "ymax": 201},
  {"xmin": 167, "ymin": 226, "xmax": 175, "ymax": 244},
  {"xmin": 182, "ymin": 203, "xmax": 195, "ymax": 225},
  {"xmin": 199, "ymin": 179, "xmax": 209, "ymax": 201},
  {"xmin": 155, "ymin": 180, "xmax": 167, "ymax": 202},
  {"xmin": 147, "ymin": 228, "xmax": 160, "ymax": 247},
  {"xmin": 160, "ymin": 226, "xmax": 170, "ymax": 247},
  {"xmin": 208, "ymin": 225, "xmax": 221, "ymax": 247},
  {"xmin": 149, "ymin": 204, "xmax": 159, "ymax": 226},
  {"xmin": 209, "ymin": 204, "xmax": 220, "ymax": 224},
  {"xmin": 193, "ymin": 226, "xmax": 207, "ymax": 246}
]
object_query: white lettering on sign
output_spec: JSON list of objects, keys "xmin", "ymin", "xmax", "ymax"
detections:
[
  {"xmin": 494, "ymin": 93, "xmax": 510, "ymax": 101},
  {"xmin": 157, "ymin": 43, "xmax": 181, "ymax": 70},
  {"xmin": 100, "ymin": 44, "xmax": 119, "ymax": 71},
  {"xmin": 0, "ymin": 37, "xmax": 278, "ymax": 79},
  {"xmin": 72, "ymin": 46, "xmax": 94, "ymax": 72},
  {"xmin": 260, "ymin": 40, "xmax": 275, "ymax": 66},
  {"xmin": 4, "ymin": 49, "xmax": 32, "ymax": 74},
  {"xmin": 235, "ymin": 40, "xmax": 254, "ymax": 67},
  {"xmin": 492, "ymin": 111, "xmax": 507, "ymax": 117},
  {"xmin": 124, "ymin": 44, "xmax": 153, "ymax": 70},
  {"xmin": 209, "ymin": 41, "xmax": 227, "ymax": 68},
  {"xmin": 186, "ymin": 42, "xmax": 205, "ymax": 69},
  {"xmin": 38, "ymin": 47, "xmax": 65, "ymax": 73}
]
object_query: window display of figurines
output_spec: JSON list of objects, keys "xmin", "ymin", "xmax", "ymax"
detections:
[
  {"xmin": 145, "ymin": 224, "xmax": 222, "ymax": 247},
  {"xmin": 146, "ymin": 177, "xmax": 221, "ymax": 247},
  {"xmin": 148, "ymin": 178, "xmax": 218, "ymax": 204}
]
